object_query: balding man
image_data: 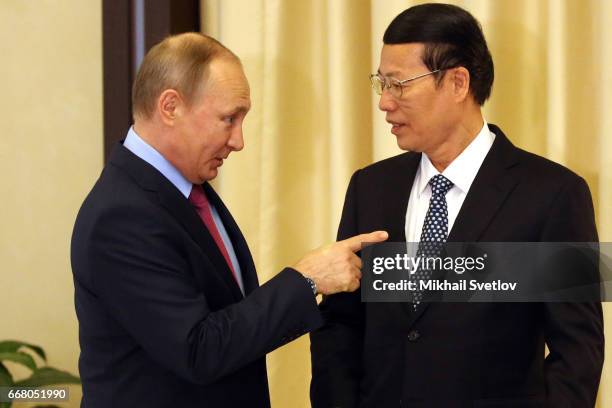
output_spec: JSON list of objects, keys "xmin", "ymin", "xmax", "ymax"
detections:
[{"xmin": 71, "ymin": 33, "xmax": 387, "ymax": 408}]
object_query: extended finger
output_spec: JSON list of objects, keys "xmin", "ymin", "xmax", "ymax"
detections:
[{"xmin": 340, "ymin": 230, "xmax": 389, "ymax": 252}]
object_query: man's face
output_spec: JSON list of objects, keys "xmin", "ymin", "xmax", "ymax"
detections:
[
  {"xmin": 172, "ymin": 58, "xmax": 251, "ymax": 183},
  {"xmin": 377, "ymin": 43, "xmax": 458, "ymax": 153}
]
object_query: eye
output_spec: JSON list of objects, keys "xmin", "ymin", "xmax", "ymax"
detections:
[
  {"xmin": 390, "ymin": 80, "xmax": 403, "ymax": 91},
  {"xmin": 223, "ymin": 116, "xmax": 235, "ymax": 125}
]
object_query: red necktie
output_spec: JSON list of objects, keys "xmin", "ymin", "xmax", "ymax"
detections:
[{"xmin": 188, "ymin": 184, "xmax": 238, "ymax": 283}]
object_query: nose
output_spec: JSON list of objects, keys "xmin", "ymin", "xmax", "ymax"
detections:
[
  {"xmin": 227, "ymin": 125, "xmax": 244, "ymax": 152},
  {"xmin": 378, "ymin": 89, "xmax": 397, "ymax": 112}
]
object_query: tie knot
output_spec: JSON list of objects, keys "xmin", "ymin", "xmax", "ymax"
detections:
[
  {"xmin": 428, "ymin": 174, "xmax": 453, "ymax": 197},
  {"xmin": 188, "ymin": 184, "xmax": 208, "ymax": 209}
]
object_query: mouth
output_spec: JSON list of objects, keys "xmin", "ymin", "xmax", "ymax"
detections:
[
  {"xmin": 212, "ymin": 152, "xmax": 231, "ymax": 167},
  {"xmin": 387, "ymin": 120, "xmax": 405, "ymax": 135}
]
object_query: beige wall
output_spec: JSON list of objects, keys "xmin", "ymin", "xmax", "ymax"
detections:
[{"xmin": 0, "ymin": 1, "xmax": 102, "ymax": 406}]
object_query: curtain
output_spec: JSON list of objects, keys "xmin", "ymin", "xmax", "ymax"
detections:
[{"xmin": 202, "ymin": 1, "xmax": 612, "ymax": 406}]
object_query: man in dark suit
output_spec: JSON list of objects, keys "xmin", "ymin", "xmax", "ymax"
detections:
[
  {"xmin": 71, "ymin": 33, "xmax": 387, "ymax": 408},
  {"xmin": 310, "ymin": 4, "xmax": 604, "ymax": 407}
]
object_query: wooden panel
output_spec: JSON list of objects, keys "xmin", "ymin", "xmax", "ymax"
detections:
[{"xmin": 102, "ymin": 0, "xmax": 200, "ymax": 162}]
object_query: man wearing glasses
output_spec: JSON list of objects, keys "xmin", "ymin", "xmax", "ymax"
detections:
[{"xmin": 310, "ymin": 3, "xmax": 603, "ymax": 407}]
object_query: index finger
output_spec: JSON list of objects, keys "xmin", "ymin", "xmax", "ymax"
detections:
[{"xmin": 339, "ymin": 231, "xmax": 389, "ymax": 253}]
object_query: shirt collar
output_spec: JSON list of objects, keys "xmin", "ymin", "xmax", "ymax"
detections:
[
  {"xmin": 417, "ymin": 121, "xmax": 495, "ymax": 197},
  {"xmin": 123, "ymin": 126, "xmax": 193, "ymax": 198}
]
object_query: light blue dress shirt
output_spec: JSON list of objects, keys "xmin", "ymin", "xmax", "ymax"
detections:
[{"xmin": 123, "ymin": 127, "xmax": 245, "ymax": 294}]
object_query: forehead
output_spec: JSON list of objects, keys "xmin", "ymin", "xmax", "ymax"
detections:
[
  {"xmin": 200, "ymin": 58, "xmax": 251, "ymax": 111},
  {"xmin": 378, "ymin": 43, "xmax": 426, "ymax": 77}
]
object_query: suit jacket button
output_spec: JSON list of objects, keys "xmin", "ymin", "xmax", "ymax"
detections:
[{"xmin": 407, "ymin": 330, "xmax": 420, "ymax": 342}]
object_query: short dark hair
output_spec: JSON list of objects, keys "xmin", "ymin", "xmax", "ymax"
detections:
[{"xmin": 383, "ymin": 3, "xmax": 494, "ymax": 105}]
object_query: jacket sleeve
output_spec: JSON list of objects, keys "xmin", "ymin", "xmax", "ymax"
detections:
[
  {"xmin": 310, "ymin": 170, "xmax": 365, "ymax": 408},
  {"xmin": 82, "ymin": 203, "xmax": 323, "ymax": 385},
  {"xmin": 540, "ymin": 176, "xmax": 604, "ymax": 407}
]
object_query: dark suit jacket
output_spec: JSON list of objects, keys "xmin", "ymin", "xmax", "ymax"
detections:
[
  {"xmin": 71, "ymin": 143, "xmax": 323, "ymax": 408},
  {"xmin": 310, "ymin": 124, "xmax": 604, "ymax": 408}
]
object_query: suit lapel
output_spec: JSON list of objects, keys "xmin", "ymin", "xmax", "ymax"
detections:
[
  {"xmin": 404, "ymin": 124, "xmax": 521, "ymax": 327},
  {"xmin": 447, "ymin": 124, "xmax": 520, "ymax": 242},
  {"xmin": 381, "ymin": 153, "xmax": 421, "ymax": 243},
  {"xmin": 371, "ymin": 153, "xmax": 429, "ymax": 321},
  {"xmin": 109, "ymin": 144, "xmax": 244, "ymax": 301},
  {"xmin": 156, "ymin": 182, "xmax": 245, "ymax": 300},
  {"xmin": 203, "ymin": 183, "xmax": 259, "ymax": 295}
]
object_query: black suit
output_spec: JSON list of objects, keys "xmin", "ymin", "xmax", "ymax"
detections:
[
  {"xmin": 71, "ymin": 143, "xmax": 322, "ymax": 407},
  {"xmin": 310, "ymin": 124, "xmax": 604, "ymax": 408}
]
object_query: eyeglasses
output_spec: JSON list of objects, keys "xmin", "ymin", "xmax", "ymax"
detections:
[{"xmin": 370, "ymin": 69, "xmax": 442, "ymax": 98}]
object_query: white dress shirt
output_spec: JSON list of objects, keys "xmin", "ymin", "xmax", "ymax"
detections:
[{"xmin": 404, "ymin": 121, "xmax": 496, "ymax": 247}]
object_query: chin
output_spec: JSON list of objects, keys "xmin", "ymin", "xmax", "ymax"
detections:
[
  {"xmin": 202, "ymin": 168, "xmax": 218, "ymax": 182},
  {"xmin": 395, "ymin": 133, "xmax": 423, "ymax": 153}
]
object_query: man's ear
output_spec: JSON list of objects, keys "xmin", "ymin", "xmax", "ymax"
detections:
[
  {"xmin": 157, "ymin": 89, "xmax": 182, "ymax": 126},
  {"xmin": 451, "ymin": 67, "xmax": 470, "ymax": 103}
]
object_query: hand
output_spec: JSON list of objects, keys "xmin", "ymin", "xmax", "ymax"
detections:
[{"xmin": 292, "ymin": 231, "xmax": 389, "ymax": 295}]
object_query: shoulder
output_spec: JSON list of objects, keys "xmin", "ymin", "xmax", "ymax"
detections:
[
  {"xmin": 351, "ymin": 151, "xmax": 420, "ymax": 182},
  {"xmin": 361, "ymin": 151, "xmax": 418, "ymax": 174},
  {"xmin": 512, "ymin": 147, "xmax": 589, "ymax": 194},
  {"xmin": 73, "ymin": 161, "xmax": 165, "ymax": 238},
  {"xmin": 489, "ymin": 123, "xmax": 587, "ymax": 190}
]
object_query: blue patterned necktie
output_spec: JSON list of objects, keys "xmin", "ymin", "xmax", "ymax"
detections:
[{"xmin": 412, "ymin": 174, "xmax": 454, "ymax": 309}]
